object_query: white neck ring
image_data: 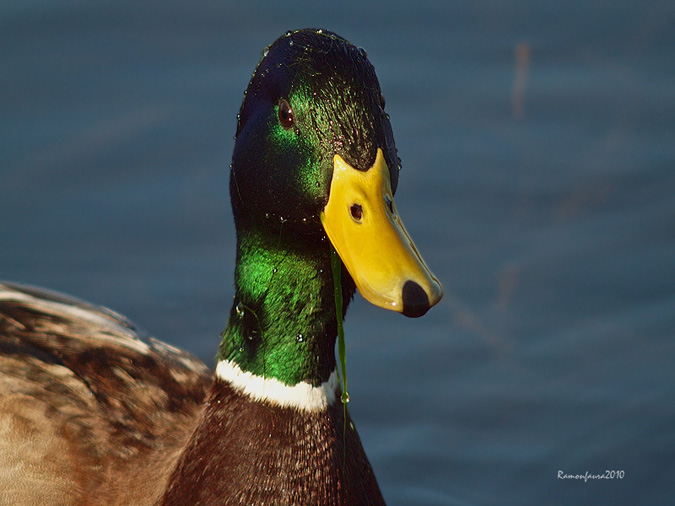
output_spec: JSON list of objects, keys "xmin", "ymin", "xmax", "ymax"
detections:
[{"xmin": 215, "ymin": 359, "xmax": 339, "ymax": 412}]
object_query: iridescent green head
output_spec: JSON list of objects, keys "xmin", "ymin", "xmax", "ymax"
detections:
[
  {"xmin": 231, "ymin": 28, "xmax": 399, "ymax": 236},
  {"xmin": 220, "ymin": 28, "xmax": 443, "ymax": 387},
  {"xmin": 230, "ymin": 28, "xmax": 441, "ymax": 324}
]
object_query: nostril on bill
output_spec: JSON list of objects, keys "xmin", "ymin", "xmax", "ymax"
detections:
[
  {"xmin": 401, "ymin": 280, "xmax": 430, "ymax": 318},
  {"xmin": 350, "ymin": 203, "xmax": 363, "ymax": 222}
]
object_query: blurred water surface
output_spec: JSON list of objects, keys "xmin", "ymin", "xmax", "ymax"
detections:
[{"xmin": 1, "ymin": 1, "xmax": 674, "ymax": 505}]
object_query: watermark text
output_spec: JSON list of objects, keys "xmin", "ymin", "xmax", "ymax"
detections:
[{"xmin": 557, "ymin": 470, "xmax": 625, "ymax": 482}]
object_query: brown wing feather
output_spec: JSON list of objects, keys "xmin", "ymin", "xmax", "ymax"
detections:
[{"xmin": 0, "ymin": 282, "xmax": 213, "ymax": 505}]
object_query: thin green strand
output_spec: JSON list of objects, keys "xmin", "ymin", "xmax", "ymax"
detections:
[
  {"xmin": 330, "ymin": 244, "xmax": 348, "ymax": 403},
  {"xmin": 330, "ymin": 244, "xmax": 349, "ymax": 472}
]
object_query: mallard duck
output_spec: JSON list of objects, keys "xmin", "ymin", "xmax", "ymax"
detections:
[{"xmin": 0, "ymin": 28, "xmax": 442, "ymax": 505}]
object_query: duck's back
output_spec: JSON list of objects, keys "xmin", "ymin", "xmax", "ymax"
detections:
[{"xmin": 0, "ymin": 282, "xmax": 213, "ymax": 505}]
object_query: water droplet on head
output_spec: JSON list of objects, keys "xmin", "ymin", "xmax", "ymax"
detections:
[
  {"xmin": 341, "ymin": 391, "xmax": 350, "ymax": 404},
  {"xmin": 235, "ymin": 302, "xmax": 245, "ymax": 317},
  {"xmin": 262, "ymin": 47, "xmax": 269, "ymax": 57},
  {"xmin": 285, "ymin": 30, "xmax": 293, "ymax": 36},
  {"xmin": 272, "ymin": 267, "xmax": 278, "ymax": 274},
  {"xmin": 279, "ymin": 216, "xmax": 287, "ymax": 224},
  {"xmin": 358, "ymin": 47, "xmax": 368, "ymax": 58},
  {"xmin": 296, "ymin": 333, "xmax": 304, "ymax": 343},
  {"xmin": 265, "ymin": 213, "xmax": 270, "ymax": 219},
  {"xmin": 316, "ymin": 29, "xmax": 323, "ymax": 34},
  {"xmin": 289, "ymin": 39, "xmax": 294, "ymax": 46}
]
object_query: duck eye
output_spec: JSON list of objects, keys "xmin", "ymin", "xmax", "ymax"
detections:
[{"xmin": 278, "ymin": 98, "xmax": 294, "ymax": 129}]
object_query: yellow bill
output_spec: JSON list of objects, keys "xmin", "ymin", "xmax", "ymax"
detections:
[{"xmin": 321, "ymin": 148, "xmax": 442, "ymax": 317}]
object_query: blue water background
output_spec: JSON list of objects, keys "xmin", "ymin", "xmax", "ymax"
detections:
[{"xmin": 1, "ymin": 1, "xmax": 674, "ymax": 504}]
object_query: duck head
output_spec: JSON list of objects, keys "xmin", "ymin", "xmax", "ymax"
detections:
[{"xmin": 231, "ymin": 29, "xmax": 442, "ymax": 318}]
